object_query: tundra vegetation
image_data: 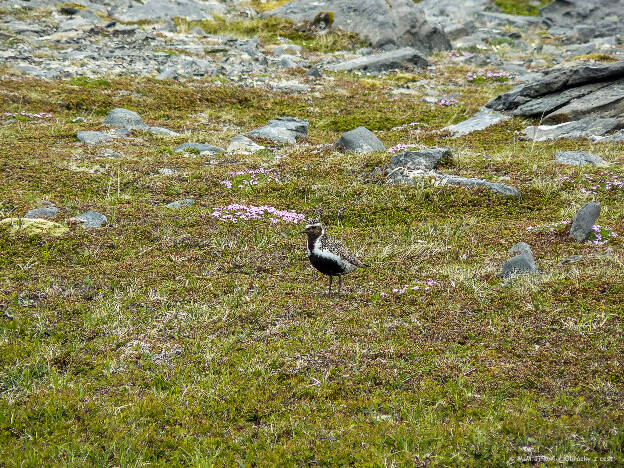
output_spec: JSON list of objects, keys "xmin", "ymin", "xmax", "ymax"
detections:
[{"xmin": 0, "ymin": 1, "xmax": 623, "ymax": 466}]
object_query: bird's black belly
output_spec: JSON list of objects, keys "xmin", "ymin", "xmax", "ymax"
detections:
[{"xmin": 309, "ymin": 253, "xmax": 345, "ymax": 276}]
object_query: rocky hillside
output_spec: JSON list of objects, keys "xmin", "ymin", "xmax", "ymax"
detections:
[{"xmin": 1, "ymin": 0, "xmax": 623, "ymax": 465}]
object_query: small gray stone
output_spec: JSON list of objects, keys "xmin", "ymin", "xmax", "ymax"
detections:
[
  {"xmin": 501, "ymin": 242, "xmax": 538, "ymax": 278},
  {"xmin": 279, "ymin": 54, "xmax": 299, "ymax": 68},
  {"xmin": 175, "ymin": 143, "xmax": 225, "ymax": 154},
  {"xmin": 100, "ymin": 149, "xmax": 123, "ymax": 158},
  {"xmin": 158, "ymin": 168, "xmax": 176, "ymax": 176},
  {"xmin": 569, "ymin": 202, "xmax": 601, "ymax": 242},
  {"xmin": 69, "ymin": 210, "xmax": 107, "ymax": 228},
  {"xmin": 389, "ymin": 147, "xmax": 451, "ymax": 172},
  {"xmin": 160, "ymin": 18, "xmax": 177, "ymax": 33},
  {"xmin": 269, "ymin": 81, "xmax": 310, "ymax": 94},
  {"xmin": 149, "ymin": 126, "xmax": 180, "ymax": 136},
  {"xmin": 444, "ymin": 108, "xmax": 511, "ymax": 137},
  {"xmin": 440, "ymin": 175, "xmax": 521, "ymax": 197},
  {"xmin": 444, "ymin": 23, "xmax": 472, "ymax": 40},
  {"xmin": 190, "ymin": 26, "xmax": 206, "ymax": 36},
  {"xmin": 166, "ymin": 198, "xmax": 194, "ymax": 208},
  {"xmin": 155, "ymin": 68, "xmax": 178, "ymax": 80},
  {"xmin": 246, "ymin": 117, "xmax": 309, "ymax": 145},
  {"xmin": 306, "ymin": 66, "xmax": 323, "ymax": 78},
  {"xmin": 77, "ymin": 131, "xmax": 117, "ymax": 145},
  {"xmin": 103, "ymin": 108, "xmax": 147, "ymax": 130},
  {"xmin": 560, "ymin": 255, "xmax": 582, "ymax": 265},
  {"xmin": 24, "ymin": 205, "xmax": 59, "ymax": 220},
  {"xmin": 555, "ymin": 151, "xmax": 608, "ymax": 166},
  {"xmin": 336, "ymin": 127, "xmax": 385, "ymax": 153},
  {"xmin": 227, "ymin": 135, "xmax": 265, "ymax": 153}
]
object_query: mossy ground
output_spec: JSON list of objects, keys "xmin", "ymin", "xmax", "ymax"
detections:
[
  {"xmin": 1, "ymin": 55, "xmax": 623, "ymax": 466},
  {"xmin": 494, "ymin": 0, "xmax": 552, "ymax": 16}
]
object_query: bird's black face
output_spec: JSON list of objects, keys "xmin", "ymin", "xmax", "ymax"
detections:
[{"xmin": 300, "ymin": 225, "xmax": 323, "ymax": 237}]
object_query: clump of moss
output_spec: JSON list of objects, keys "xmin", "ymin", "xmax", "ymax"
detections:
[
  {"xmin": 0, "ymin": 218, "xmax": 69, "ymax": 236},
  {"xmin": 494, "ymin": 0, "xmax": 552, "ymax": 16},
  {"xmin": 572, "ymin": 53, "xmax": 619, "ymax": 63},
  {"xmin": 69, "ymin": 76, "xmax": 112, "ymax": 88}
]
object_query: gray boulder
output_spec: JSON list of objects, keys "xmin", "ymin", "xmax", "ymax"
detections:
[
  {"xmin": 569, "ymin": 202, "xmax": 601, "ymax": 242},
  {"xmin": 246, "ymin": 117, "xmax": 309, "ymax": 144},
  {"xmin": 522, "ymin": 118, "xmax": 622, "ymax": 141},
  {"xmin": 103, "ymin": 108, "xmax": 147, "ymax": 130},
  {"xmin": 555, "ymin": 151, "xmax": 608, "ymax": 166},
  {"xmin": 325, "ymin": 47, "xmax": 428, "ymax": 72},
  {"xmin": 266, "ymin": 0, "xmax": 450, "ymax": 53},
  {"xmin": 77, "ymin": 131, "xmax": 117, "ymax": 145},
  {"xmin": 24, "ymin": 202, "xmax": 58, "ymax": 220},
  {"xmin": 166, "ymin": 198, "xmax": 194, "ymax": 208},
  {"xmin": 69, "ymin": 210, "xmax": 107, "ymax": 228},
  {"xmin": 501, "ymin": 242, "xmax": 538, "ymax": 278},
  {"xmin": 388, "ymin": 147, "xmax": 451, "ymax": 172},
  {"xmin": 335, "ymin": 127, "xmax": 385, "ymax": 153},
  {"xmin": 387, "ymin": 147, "xmax": 520, "ymax": 197},
  {"xmin": 175, "ymin": 143, "xmax": 225, "ymax": 154}
]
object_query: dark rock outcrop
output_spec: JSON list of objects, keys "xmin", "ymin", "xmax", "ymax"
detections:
[
  {"xmin": 487, "ymin": 62, "xmax": 624, "ymax": 140},
  {"xmin": 266, "ymin": 0, "xmax": 451, "ymax": 53}
]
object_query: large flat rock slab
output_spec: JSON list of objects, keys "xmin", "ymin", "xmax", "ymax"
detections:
[
  {"xmin": 543, "ymin": 82, "xmax": 624, "ymax": 124},
  {"xmin": 522, "ymin": 117, "xmax": 622, "ymax": 141},
  {"xmin": 511, "ymin": 82, "xmax": 612, "ymax": 118},
  {"xmin": 326, "ymin": 47, "xmax": 428, "ymax": 72},
  {"xmin": 444, "ymin": 108, "xmax": 510, "ymax": 137},
  {"xmin": 487, "ymin": 61, "xmax": 624, "ymax": 113}
]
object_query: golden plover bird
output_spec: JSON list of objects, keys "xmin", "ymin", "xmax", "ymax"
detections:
[{"xmin": 300, "ymin": 220, "xmax": 368, "ymax": 296}]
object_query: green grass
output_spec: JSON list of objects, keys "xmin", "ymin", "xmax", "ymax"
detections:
[{"xmin": 1, "ymin": 61, "xmax": 624, "ymax": 466}]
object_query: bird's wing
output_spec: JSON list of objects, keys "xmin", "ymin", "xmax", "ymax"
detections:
[{"xmin": 323, "ymin": 236, "xmax": 368, "ymax": 268}]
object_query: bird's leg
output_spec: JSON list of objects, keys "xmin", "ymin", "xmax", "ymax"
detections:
[
  {"xmin": 328, "ymin": 275, "xmax": 333, "ymax": 296},
  {"xmin": 337, "ymin": 276, "xmax": 342, "ymax": 297}
]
